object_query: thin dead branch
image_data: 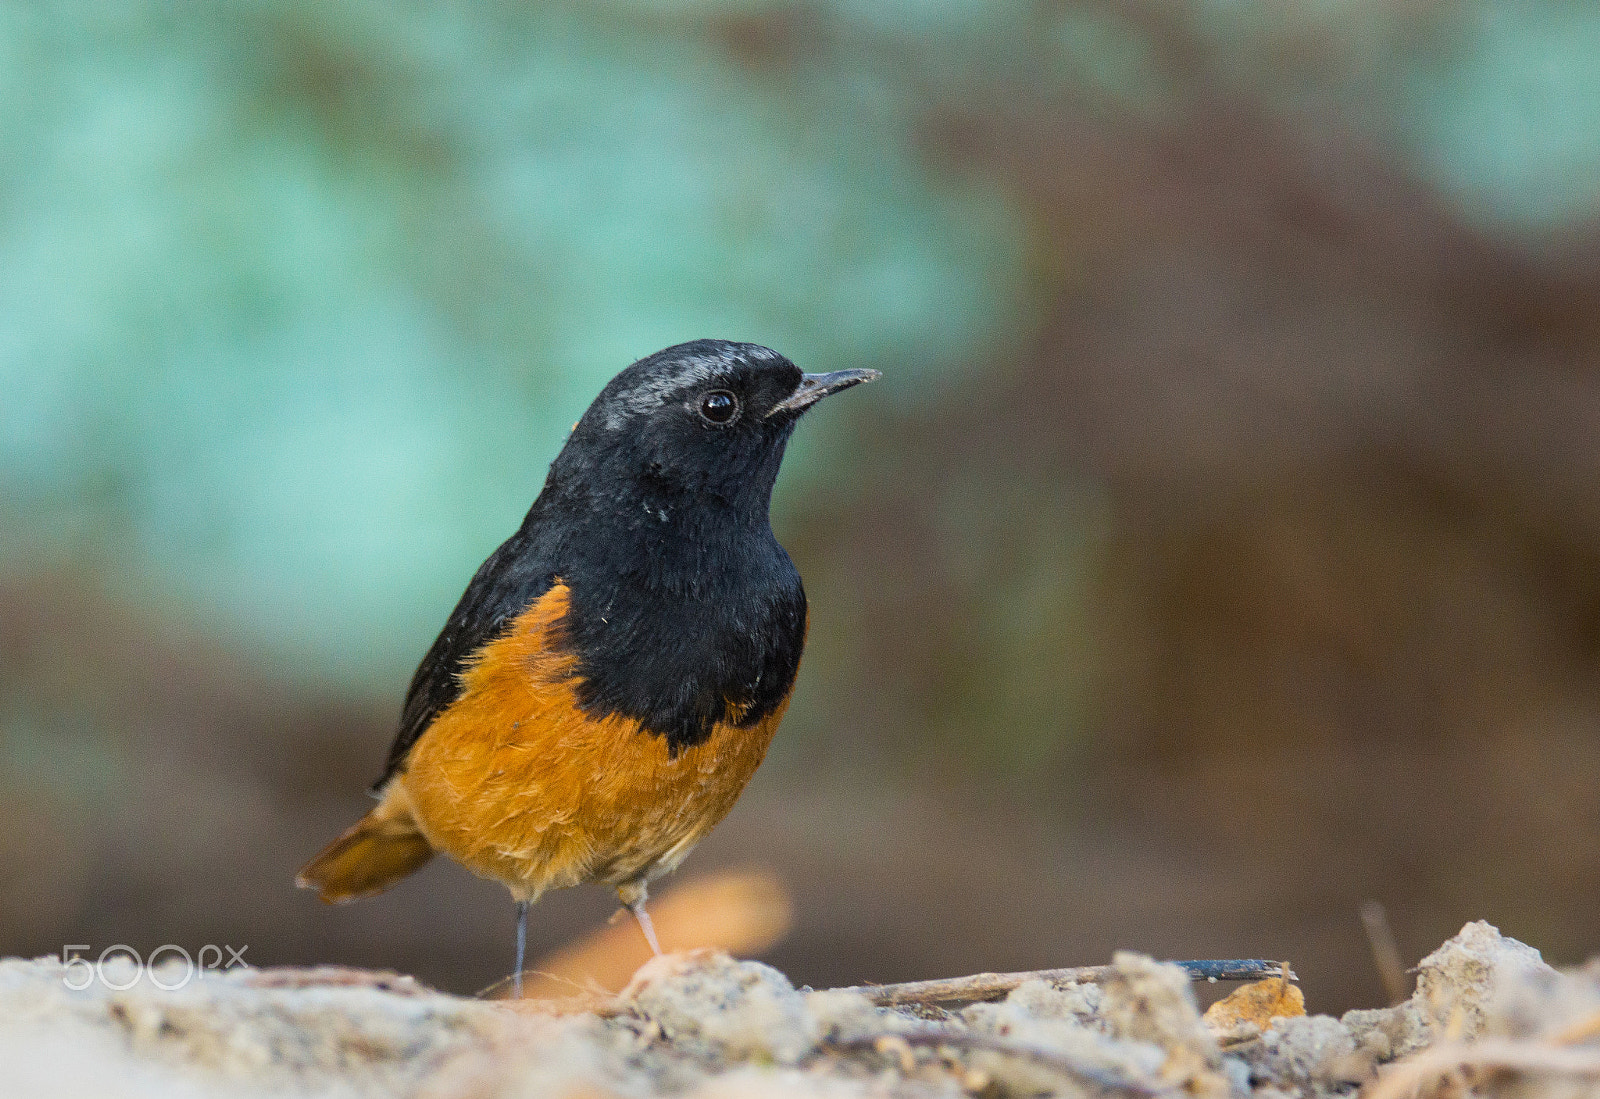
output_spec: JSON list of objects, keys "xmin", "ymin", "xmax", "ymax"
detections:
[
  {"xmin": 1363, "ymin": 1038, "xmax": 1600, "ymax": 1099},
  {"xmin": 837, "ymin": 959, "xmax": 1294, "ymax": 1007},
  {"xmin": 1548, "ymin": 1009, "xmax": 1600, "ymax": 1047},
  {"xmin": 1360, "ymin": 900, "xmax": 1409, "ymax": 1006}
]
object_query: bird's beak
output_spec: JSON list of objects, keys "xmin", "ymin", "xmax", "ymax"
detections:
[{"xmin": 768, "ymin": 369, "xmax": 882, "ymax": 417}]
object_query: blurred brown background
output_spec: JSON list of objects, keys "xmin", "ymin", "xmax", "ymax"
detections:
[{"xmin": 4, "ymin": 2, "xmax": 1600, "ymax": 1014}]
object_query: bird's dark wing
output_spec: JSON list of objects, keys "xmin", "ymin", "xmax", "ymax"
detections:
[{"xmin": 373, "ymin": 527, "xmax": 557, "ymax": 790}]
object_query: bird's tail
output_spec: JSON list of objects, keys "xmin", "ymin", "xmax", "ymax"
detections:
[{"xmin": 296, "ymin": 785, "xmax": 435, "ymax": 903}]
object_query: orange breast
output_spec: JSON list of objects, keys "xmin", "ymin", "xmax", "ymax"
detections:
[{"xmin": 397, "ymin": 583, "xmax": 790, "ymax": 902}]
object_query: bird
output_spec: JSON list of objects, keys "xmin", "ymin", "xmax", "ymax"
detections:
[{"xmin": 296, "ymin": 339, "xmax": 878, "ymax": 994}]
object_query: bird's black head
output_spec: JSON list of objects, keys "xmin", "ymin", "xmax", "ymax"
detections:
[{"xmin": 548, "ymin": 339, "xmax": 878, "ymax": 520}]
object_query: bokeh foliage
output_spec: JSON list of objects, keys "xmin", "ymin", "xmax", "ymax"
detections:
[{"xmin": 8, "ymin": 1, "xmax": 1600, "ymax": 683}]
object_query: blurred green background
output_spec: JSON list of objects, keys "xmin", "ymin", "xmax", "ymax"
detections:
[{"xmin": 5, "ymin": 0, "xmax": 1600, "ymax": 1012}]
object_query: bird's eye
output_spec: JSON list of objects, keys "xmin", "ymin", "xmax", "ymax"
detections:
[{"xmin": 698, "ymin": 390, "xmax": 739, "ymax": 424}]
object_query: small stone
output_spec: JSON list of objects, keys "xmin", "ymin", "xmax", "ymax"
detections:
[
  {"xmin": 804, "ymin": 988, "xmax": 906, "ymax": 1044},
  {"xmin": 623, "ymin": 950, "xmax": 819, "ymax": 1066},
  {"xmin": 1415, "ymin": 921, "xmax": 1550, "ymax": 1041},
  {"xmin": 1098, "ymin": 952, "xmax": 1220, "ymax": 1066},
  {"xmin": 1239, "ymin": 1014, "xmax": 1360, "ymax": 1098},
  {"xmin": 1205, "ymin": 977, "xmax": 1305, "ymax": 1041},
  {"xmin": 1341, "ymin": 1001, "xmax": 1430, "ymax": 1064}
]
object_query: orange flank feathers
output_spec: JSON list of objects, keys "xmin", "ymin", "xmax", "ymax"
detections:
[
  {"xmin": 297, "ymin": 582, "xmax": 793, "ymax": 907},
  {"xmin": 403, "ymin": 582, "xmax": 791, "ymax": 900}
]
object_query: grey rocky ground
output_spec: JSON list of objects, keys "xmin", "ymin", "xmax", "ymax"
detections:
[{"xmin": 2, "ymin": 922, "xmax": 1597, "ymax": 1098}]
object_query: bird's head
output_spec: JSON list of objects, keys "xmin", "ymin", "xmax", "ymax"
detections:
[{"xmin": 551, "ymin": 340, "xmax": 878, "ymax": 515}]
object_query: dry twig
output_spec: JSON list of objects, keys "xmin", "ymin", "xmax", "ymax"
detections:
[
  {"xmin": 1548, "ymin": 1009, "xmax": 1600, "ymax": 1048},
  {"xmin": 1360, "ymin": 900, "xmax": 1409, "ymax": 1006},
  {"xmin": 838, "ymin": 960, "xmax": 1294, "ymax": 1007},
  {"xmin": 241, "ymin": 966, "xmax": 431, "ymax": 995},
  {"xmin": 1363, "ymin": 1039, "xmax": 1600, "ymax": 1099}
]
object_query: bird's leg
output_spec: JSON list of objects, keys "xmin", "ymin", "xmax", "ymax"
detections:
[
  {"xmin": 632, "ymin": 901, "xmax": 663, "ymax": 956},
  {"xmin": 617, "ymin": 881, "xmax": 663, "ymax": 956},
  {"xmin": 513, "ymin": 899, "xmax": 529, "ymax": 997}
]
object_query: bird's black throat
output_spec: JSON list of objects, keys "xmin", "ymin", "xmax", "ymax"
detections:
[{"xmin": 553, "ymin": 510, "xmax": 808, "ymax": 755}]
